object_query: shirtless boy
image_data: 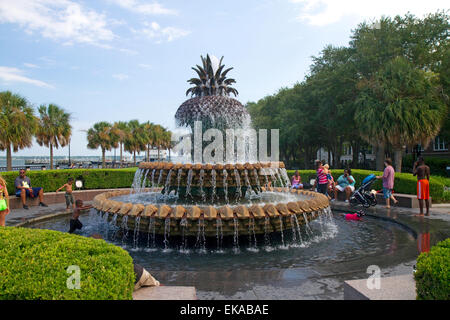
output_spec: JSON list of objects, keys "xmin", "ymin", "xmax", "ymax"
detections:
[
  {"xmin": 56, "ymin": 177, "xmax": 75, "ymax": 210},
  {"xmin": 413, "ymin": 157, "xmax": 431, "ymax": 216},
  {"xmin": 69, "ymin": 199, "xmax": 93, "ymax": 234}
]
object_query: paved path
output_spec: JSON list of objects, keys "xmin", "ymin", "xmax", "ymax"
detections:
[{"xmin": 5, "ymin": 201, "xmax": 93, "ymax": 227}]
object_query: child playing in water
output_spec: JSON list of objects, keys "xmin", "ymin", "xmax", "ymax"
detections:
[
  {"xmin": 344, "ymin": 210, "xmax": 365, "ymax": 221},
  {"xmin": 57, "ymin": 177, "xmax": 75, "ymax": 210},
  {"xmin": 69, "ymin": 199, "xmax": 92, "ymax": 234}
]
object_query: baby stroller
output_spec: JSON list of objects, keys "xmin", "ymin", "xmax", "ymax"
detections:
[{"xmin": 349, "ymin": 174, "xmax": 377, "ymax": 208}]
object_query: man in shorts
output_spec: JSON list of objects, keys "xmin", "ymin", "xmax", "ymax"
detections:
[
  {"xmin": 15, "ymin": 169, "xmax": 48, "ymax": 209},
  {"xmin": 413, "ymin": 157, "xmax": 431, "ymax": 216}
]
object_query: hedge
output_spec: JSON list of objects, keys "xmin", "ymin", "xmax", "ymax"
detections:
[
  {"xmin": 0, "ymin": 167, "xmax": 446, "ymax": 202},
  {"xmin": 403, "ymin": 154, "xmax": 449, "ymax": 177},
  {"xmin": 414, "ymin": 238, "xmax": 450, "ymax": 300},
  {"xmin": 0, "ymin": 168, "xmax": 137, "ymax": 195},
  {"xmin": 0, "ymin": 227, "xmax": 135, "ymax": 300},
  {"xmin": 286, "ymin": 169, "xmax": 447, "ymax": 202}
]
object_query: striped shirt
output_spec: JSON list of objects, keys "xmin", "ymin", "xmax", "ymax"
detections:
[{"xmin": 317, "ymin": 168, "xmax": 328, "ymax": 184}]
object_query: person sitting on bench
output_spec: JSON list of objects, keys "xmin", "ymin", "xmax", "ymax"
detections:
[{"xmin": 14, "ymin": 169, "xmax": 48, "ymax": 210}]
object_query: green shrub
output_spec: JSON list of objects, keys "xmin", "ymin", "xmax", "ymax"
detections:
[
  {"xmin": 0, "ymin": 168, "xmax": 137, "ymax": 195},
  {"xmin": 0, "ymin": 227, "xmax": 135, "ymax": 300},
  {"xmin": 286, "ymin": 168, "xmax": 446, "ymax": 202},
  {"xmin": 403, "ymin": 154, "xmax": 449, "ymax": 177},
  {"xmin": 414, "ymin": 238, "xmax": 450, "ymax": 300}
]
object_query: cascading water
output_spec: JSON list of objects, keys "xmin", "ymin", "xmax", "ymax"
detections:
[
  {"xmin": 252, "ymin": 168, "xmax": 261, "ymax": 190},
  {"xmin": 180, "ymin": 217, "xmax": 188, "ymax": 252},
  {"xmin": 163, "ymin": 216, "xmax": 171, "ymax": 251},
  {"xmin": 150, "ymin": 169, "xmax": 156, "ymax": 191},
  {"xmin": 199, "ymin": 169, "xmax": 206, "ymax": 202},
  {"xmin": 211, "ymin": 169, "xmax": 217, "ymax": 202},
  {"xmin": 195, "ymin": 218, "xmax": 206, "ymax": 252},
  {"xmin": 164, "ymin": 169, "xmax": 173, "ymax": 198},
  {"xmin": 234, "ymin": 169, "xmax": 242, "ymax": 200},
  {"xmin": 281, "ymin": 168, "xmax": 291, "ymax": 188},
  {"xmin": 303, "ymin": 212, "xmax": 313, "ymax": 236},
  {"xmin": 292, "ymin": 214, "xmax": 304, "ymax": 246},
  {"xmin": 248, "ymin": 217, "xmax": 257, "ymax": 250},
  {"xmin": 222, "ymin": 169, "xmax": 229, "ymax": 203},
  {"xmin": 177, "ymin": 168, "xmax": 183, "ymax": 195},
  {"xmin": 279, "ymin": 216, "xmax": 286, "ymax": 248},
  {"xmin": 233, "ymin": 217, "xmax": 239, "ymax": 253},
  {"xmin": 110, "ymin": 213, "xmax": 119, "ymax": 240},
  {"xmin": 264, "ymin": 216, "xmax": 271, "ymax": 248},
  {"xmin": 120, "ymin": 215, "xmax": 129, "ymax": 246},
  {"xmin": 186, "ymin": 169, "xmax": 193, "ymax": 198},
  {"xmin": 133, "ymin": 216, "xmax": 141, "ymax": 249},
  {"xmin": 146, "ymin": 217, "xmax": 156, "ymax": 250},
  {"xmin": 157, "ymin": 169, "xmax": 164, "ymax": 187},
  {"xmin": 216, "ymin": 217, "xmax": 223, "ymax": 251},
  {"xmin": 244, "ymin": 169, "xmax": 252, "ymax": 197}
]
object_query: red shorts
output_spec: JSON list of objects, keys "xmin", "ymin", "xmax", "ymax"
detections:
[{"xmin": 417, "ymin": 179, "xmax": 429, "ymax": 200}]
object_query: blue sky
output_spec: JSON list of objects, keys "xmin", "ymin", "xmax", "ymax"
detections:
[{"xmin": 0, "ymin": 0, "xmax": 447, "ymax": 158}]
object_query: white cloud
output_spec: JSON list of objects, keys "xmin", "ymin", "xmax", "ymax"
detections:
[
  {"xmin": 138, "ymin": 64, "xmax": 152, "ymax": 69},
  {"xmin": 23, "ymin": 63, "xmax": 40, "ymax": 68},
  {"xmin": 0, "ymin": 66, "xmax": 53, "ymax": 88},
  {"xmin": 112, "ymin": 73, "xmax": 129, "ymax": 80},
  {"xmin": 109, "ymin": 0, "xmax": 177, "ymax": 15},
  {"xmin": 0, "ymin": 0, "xmax": 115, "ymax": 45},
  {"xmin": 289, "ymin": 0, "xmax": 449, "ymax": 26},
  {"xmin": 136, "ymin": 21, "xmax": 190, "ymax": 42}
]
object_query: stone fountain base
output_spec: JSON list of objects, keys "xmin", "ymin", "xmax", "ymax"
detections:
[{"xmin": 93, "ymin": 188, "xmax": 330, "ymax": 237}]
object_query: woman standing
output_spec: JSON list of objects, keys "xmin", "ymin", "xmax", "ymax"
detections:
[
  {"xmin": 315, "ymin": 160, "xmax": 329, "ymax": 195},
  {"xmin": 0, "ymin": 175, "xmax": 10, "ymax": 226},
  {"xmin": 376, "ymin": 158, "xmax": 398, "ymax": 208}
]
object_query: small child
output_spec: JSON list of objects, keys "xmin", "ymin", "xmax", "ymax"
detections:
[
  {"xmin": 56, "ymin": 178, "xmax": 75, "ymax": 210},
  {"xmin": 69, "ymin": 199, "xmax": 92, "ymax": 234},
  {"xmin": 344, "ymin": 210, "xmax": 365, "ymax": 221}
]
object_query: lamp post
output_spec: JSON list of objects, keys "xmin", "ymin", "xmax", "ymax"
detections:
[{"xmin": 68, "ymin": 139, "xmax": 71, "ymax": 168}]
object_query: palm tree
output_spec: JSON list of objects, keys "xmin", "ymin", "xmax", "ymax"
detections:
[
  {"xmin": 112, "ymin": 121, "xmax": 130, "ymax": 167},
  {"xmin": 152, "ymin": 124, "xmax": 165, "ymax": 161},
  {"xmin": 0, "ymin": 91, "xmax": 38, "ymax": 171},
  {"xmin": 87, "ymin": 122, "xmax": 114, "ymax": 168},
  {"xmin": 142, "ymin": 121, "xmax": 155, "ymax": 162},
  {"xmin": 124, "ymin": 120, "xmax": 147, "ymax": 166},
  {"xmin": 162, "ymin": 129, "xmax": 172, "ymax": 161},
  {"xmin": 356, "ymin": 57, "xmax": 447, "ymax": 171},
  {"xmin": 36, "ymin": 104, "xmax": 72, "ymax": 170}
]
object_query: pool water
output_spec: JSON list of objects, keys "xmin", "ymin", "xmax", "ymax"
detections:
[{"xmin": 29, "ymin": 210, "xmax": 418, "ymax": 299}]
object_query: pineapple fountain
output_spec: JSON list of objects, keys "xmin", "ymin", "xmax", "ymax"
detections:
[{"xmin": 93, "ymin": 55, "xmax": 330, "ymax": 247}]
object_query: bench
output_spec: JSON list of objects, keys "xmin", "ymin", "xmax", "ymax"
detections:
[{"xmin": 6, "ymin": 188, "xmax": 130, "ymax": 210}]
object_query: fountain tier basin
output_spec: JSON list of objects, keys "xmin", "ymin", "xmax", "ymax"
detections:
[{"xmin": 93, "ymin": 188, "xmax": 330, "ymax": 237}]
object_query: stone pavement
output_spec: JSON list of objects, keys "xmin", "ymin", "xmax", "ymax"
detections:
[{"xmin": 5, "ymin": 201, "xmax": 93, "ymax": 227}]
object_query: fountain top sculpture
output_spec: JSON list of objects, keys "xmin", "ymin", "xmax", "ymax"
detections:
[{"xmin": 175, "ymin": 54, "xmax": 249, "ymax": 130}]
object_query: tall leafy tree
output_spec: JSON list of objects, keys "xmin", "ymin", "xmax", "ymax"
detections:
[
  {"xmin": 112, "ymin": 121, "xmax": 130, "ymax": 167},
  {"xmin": 87, "ymin": 122, "xmax": 114, "ymax": 168},
  {"xmin": 36, "ymin": 104, "xmax": 72, "ymax": 169},
  {"xmin": 0, "ymin": 91, "xmax": 38, "ymax": 171},
  {"xmin": 124, "ymin": 120, "xmax": 147, "ymax": 165},
  {"xmin": 355, "ymin": 56, "xmax": 447, "ymax": 172}
]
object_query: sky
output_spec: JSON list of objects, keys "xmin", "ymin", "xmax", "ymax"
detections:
[{"xmin": 0, "ymin": 0, "xmax": 448, "ymax": 158}]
